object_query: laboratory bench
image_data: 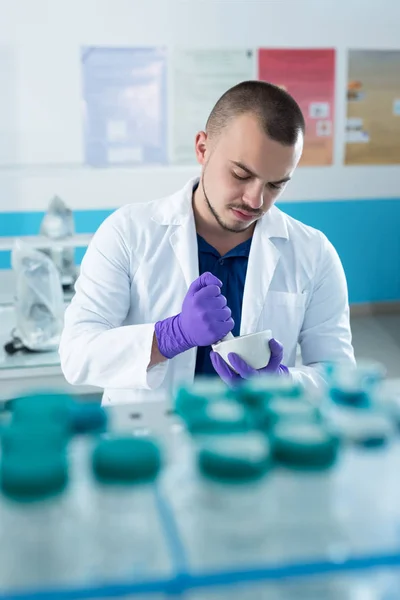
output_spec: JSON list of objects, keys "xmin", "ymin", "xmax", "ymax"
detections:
[{"xmin": 0, "ymin": 298, "xmax": 101, "ymax": 403}]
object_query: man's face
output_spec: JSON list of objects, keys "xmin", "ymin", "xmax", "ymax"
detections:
[{"xmin": 195, "ymin": 113, "xmax": 303, "ymax": 233}]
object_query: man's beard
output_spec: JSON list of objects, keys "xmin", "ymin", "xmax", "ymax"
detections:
[{"xmin": 201, "ymin": 173, "xmax": 260, "ymax": 233}]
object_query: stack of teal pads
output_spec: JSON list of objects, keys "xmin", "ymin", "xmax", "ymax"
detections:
[
  {"xmin": 0, "ymin": 364, "xmax": 399, "ymax": 599},
  {"xmin": 175, "ymin": 376, "xmax": 340, "ymax": 480},
  {"xmin": 0, "ymin": 393, "xmax": 165, "ymax": 502}
]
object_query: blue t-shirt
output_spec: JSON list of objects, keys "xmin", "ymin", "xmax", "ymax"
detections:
[{"xmin": 195, "ymin": 234, "xmax": 252, "ymax": 376}]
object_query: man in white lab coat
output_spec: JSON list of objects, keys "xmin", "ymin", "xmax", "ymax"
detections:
[{"xmin": 59, "ymin": 81, "xmax": 355, "ymax": 405}]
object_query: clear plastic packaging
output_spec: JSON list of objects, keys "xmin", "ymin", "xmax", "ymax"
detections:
[
  {"xmin": 11, "ymin": 239, "xmax": 64, "ymax": 351},
  {"xmin": 39, "ymin": 196, "xmax": 76, "ymax": 288}
]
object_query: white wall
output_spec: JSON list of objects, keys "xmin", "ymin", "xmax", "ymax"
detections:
[{"xmin": 0, "ymin": 0, "xmax": 399, "ymax": 212}]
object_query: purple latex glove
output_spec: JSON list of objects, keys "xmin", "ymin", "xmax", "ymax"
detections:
[
  {"xmin": 210, "ymin": 338, "xmax": 289, "ymax": 388},
  {"xmin": 155, "ymin": 272, "xmax": 235, "ymax": 359}
]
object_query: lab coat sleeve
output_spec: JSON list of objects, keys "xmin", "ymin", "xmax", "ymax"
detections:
[
  {"xmin": 59, "ymin": 208, "xmax": 168, "ymax": 390},
  {"xmin": 288, "ymin": 232, "xmax": 356, "ymax": 392}
]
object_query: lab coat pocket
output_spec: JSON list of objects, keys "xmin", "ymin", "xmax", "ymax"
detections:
[
  {"xmin": 264, "ymin": 291, "xmax": 308, "ymax": 309},
  {"xmin": 260, "ymin": 291, "xmax": 308, "ymax": 358}
]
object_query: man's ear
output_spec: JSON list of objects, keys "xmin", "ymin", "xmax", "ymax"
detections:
[{"xmin": 194, "ymin": 130, "xmax": 208, "ymax": 166}]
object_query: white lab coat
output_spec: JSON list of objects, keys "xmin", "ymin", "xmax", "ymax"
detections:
[{"xmin": 59, "ymin": 177, "xmax": 355, "ymax": 405}]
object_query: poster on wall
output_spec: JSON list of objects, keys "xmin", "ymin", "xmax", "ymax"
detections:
[
  {"xmin": 345, "ymin": 50, "xmax": 400, "ymax": 165},
  {"xmin": 171, "ymin": 49, "xmax": 255, "ymax": 164},
  {"xmin": 0, "ymin": 46, "xmax": 17, "ymax": 167},
  {"xmin": 258, "ymin": 49, "xmax": 335, "ymax": 166},
  {"xmin": 81, "ymin": 47, "xmax": 167, "ymax": 167}
]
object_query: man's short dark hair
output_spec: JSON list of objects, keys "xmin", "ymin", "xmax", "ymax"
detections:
[{"xmin": 206, "ymin": 80, "xmax": 305, "ymax": 146}]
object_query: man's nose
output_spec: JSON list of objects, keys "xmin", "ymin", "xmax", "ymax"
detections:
[{"xmin": 242, "ymin": 182, "xmax": 264, "ymax": 210}]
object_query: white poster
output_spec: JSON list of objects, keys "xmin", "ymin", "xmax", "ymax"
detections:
[{"xmin": 171, "ymin": 49, "xmax": 255, "ymax": 164}]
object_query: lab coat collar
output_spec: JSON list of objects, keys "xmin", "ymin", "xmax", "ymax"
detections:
[
  {"xmin": 162, "ymin": 177, "xmax": 200, "ymax": 289},
  {"xmin": 240, "ymin": 203, "xmax": 289, "ymax": 335},
  {"xmin": 256, "ymin": 203, "xmax": 289, "ymax": 241},
  {"xmin": 151, "ymin": 177, "xmax": 199, "ymax": 225},
  {"xmin": 151, "ymin": 176, "xmax": 290, "ymax": 241}
]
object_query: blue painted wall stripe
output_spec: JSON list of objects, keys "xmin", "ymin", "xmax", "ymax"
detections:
[
  {"xmin": 283, "ymin": 199, "xmax": 400, "ymax": 303},
  {"xmin": 0, "ymin": 199, "xmax": 399, "ymax": 303},
  {"xmin": 0, "ymin": 210, "xmax": 112, "ymax": 237}
]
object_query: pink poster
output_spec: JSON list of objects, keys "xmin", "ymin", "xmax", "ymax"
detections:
[{"xmin": 258, "ymin": 49, "xmax": 335, "ymax": 166}]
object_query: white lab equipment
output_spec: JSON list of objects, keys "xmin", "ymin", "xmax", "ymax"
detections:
[
  {"xmin": 40, "ymin": 196, "xmax": 77, "ymax": 289},
  {"xmin": 167, "ymin": 430, "xmax": 275, "ymax": 567},
  {"xmin": 87, "ymin": 436, "xmax": 168, "ymax": 580},
  {"xmin": 0, "ymin": 416, "xmax": 83, "ymax": 589},
  {"xmin": 59, "ymin": 177, "xmax": 355, "ymax": 406},
  {"xmin": 6, "ymin": 240, "xmax": 64, "ymax": 354}
]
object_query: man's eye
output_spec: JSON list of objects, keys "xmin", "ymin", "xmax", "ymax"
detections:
[
  {"xmin": 232, "ymin": 172, "xmax": 250, "ymax": 181},
  {"xmin": 268, "ymin": 183, "xmax": 284, "ymax": 190}
]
